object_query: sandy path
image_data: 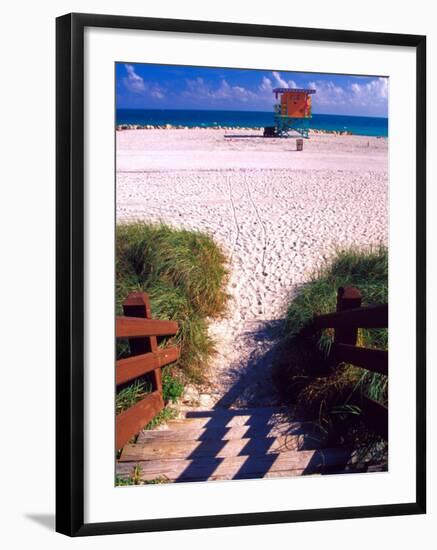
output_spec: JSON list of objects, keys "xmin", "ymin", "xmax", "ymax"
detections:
[{"xmin": 116, "ymin": 129, "xmax": 388, "ymax": 408}]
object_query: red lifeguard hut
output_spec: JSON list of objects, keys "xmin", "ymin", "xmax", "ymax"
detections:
[{"xmin": 264, "ymin": 87, "xmax": 316, "ymax": 138}]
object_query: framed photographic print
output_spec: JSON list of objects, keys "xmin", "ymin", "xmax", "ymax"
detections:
[{"xmin": 56, "ymin": 13, "xmax": 426, "ymax": 536}]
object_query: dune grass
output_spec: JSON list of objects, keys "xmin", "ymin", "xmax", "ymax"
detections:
[
  {"xmin": 275, "ymin": 246, "xmax": 388, "ymax": 446},
  {"xmin": 116, "ymin": 223, "xmax": 229, "ymax": 386}
]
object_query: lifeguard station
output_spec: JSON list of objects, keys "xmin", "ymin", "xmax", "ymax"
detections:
[{"xmin": 265, "ymin": 87, "xmax": 316, "ymax": 138}]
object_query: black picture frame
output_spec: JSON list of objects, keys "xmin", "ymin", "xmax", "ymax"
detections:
[{"xmin": 56, "ymin": 12, "xmax": 426, "ymax": 537}]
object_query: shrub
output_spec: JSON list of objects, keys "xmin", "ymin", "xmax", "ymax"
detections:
[
  {"xmin": 162, "ymin": 367, "xmax": 185, "ymax": 403},
  {"xmin": 115, "ymin": 367, "xmax": 184, "ymax": 415},
  {"xmin": 275, "ymin": 246, "xmax": 388, "ymax": 447},
  {"xmin": 116, "ymin": 222, "xmax": 229, "ymax": 384}
]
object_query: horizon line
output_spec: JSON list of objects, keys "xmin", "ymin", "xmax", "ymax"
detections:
[{"xmin": 116, "ymin": 107, "xmax": 388, "ymax": 119}]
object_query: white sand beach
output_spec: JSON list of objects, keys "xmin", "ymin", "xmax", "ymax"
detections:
[{"xmin": 116, "ymin": 128, "xmax": 388, "ymax": 407}]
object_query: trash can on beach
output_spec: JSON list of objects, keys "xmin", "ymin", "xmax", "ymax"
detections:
[{"xmin": 296, "ymin": 138, "xmax": 303, "ymax": 151}]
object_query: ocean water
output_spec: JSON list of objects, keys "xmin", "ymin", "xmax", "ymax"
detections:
[{"xmin": 116, "ymin": 109, "xmax": 388, "ymax": 137}]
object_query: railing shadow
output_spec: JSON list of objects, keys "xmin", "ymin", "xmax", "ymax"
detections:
[
  {"xmin": 300, "ymin": 449, "xmax": 354, "ymax": 476},
  {"xmin": 172, "ymin": 319, "xmax": 330, "ymax": 483},
  {"xmin": 175, "ymin": 408, "xmax": 309, "ymax": 482},
  {"xmin": 212, "ymin": 319, "xmax": 283, "ymax": 408}
]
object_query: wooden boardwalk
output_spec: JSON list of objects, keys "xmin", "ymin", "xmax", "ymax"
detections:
[
  {"xmin": 115, "ymin": 289, "xmax": 388, "ymax": 484},
  {"xmin": 116, "ymin": 407, "xmax": 384, "ymax": 483}
]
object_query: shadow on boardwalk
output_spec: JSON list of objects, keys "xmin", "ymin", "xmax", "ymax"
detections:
[
  {"xmin": 116, "ymin": 316, "xmax": 385, "ymax": 483},
  {"xmin": 213, "ymin": 319, "xmax": 283, "ymax": 408},
  {"xmin": 172, "ymin": 320, "xmax": 354, "ymax": 482}
]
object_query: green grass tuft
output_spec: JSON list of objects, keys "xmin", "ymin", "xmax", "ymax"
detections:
[
  {"xmin": 143, "ymin": 406, "xmax": 178, "ymax": 431},
  {"xmin": 116, "ymin": 378, "xmax": 152, "ymax": 415},
  {"xmin": 115, "ymin": 464, "xmax": 169, "ymax": 486},
  {"xmin": 116, "ymin": 222, "xmax": 229, "ymax": 384},
  {"xmin": 275, "ymin": 246, "xmax": 388, "ymax": 446},
  {"xmin": 285, "ymin": 245, "xmax": 387, "ymax": 346}
]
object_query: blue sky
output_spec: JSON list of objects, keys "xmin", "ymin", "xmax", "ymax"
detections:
[{"xmin": 116, "ymin": 63, "xmax": 388, "ymax": 117}]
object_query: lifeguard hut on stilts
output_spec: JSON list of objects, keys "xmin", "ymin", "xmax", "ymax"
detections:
[{"xmin": 264, "ymin": 87, "xmax": 316, "ymax": 138}]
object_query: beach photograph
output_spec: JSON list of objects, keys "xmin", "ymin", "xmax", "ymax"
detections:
[{"xmin": 114, "ymin": 63, "xmax": 388, "ymax": 485}]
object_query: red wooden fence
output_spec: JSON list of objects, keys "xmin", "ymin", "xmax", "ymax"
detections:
[
  {"xmin": 115, "ymin": 292, "xmax": 180, "ymax": 450},
  {"xmin": 314, "ymin": 286, "xmax": 388, "ymax": 439}
]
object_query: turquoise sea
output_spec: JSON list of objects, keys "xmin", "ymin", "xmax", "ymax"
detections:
[{"xmin": 116, "ymin": 109, "xmax": 388, "ymax": 138}]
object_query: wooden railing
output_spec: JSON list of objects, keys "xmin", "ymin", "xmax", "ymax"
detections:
[
  {"xmin": 313, "ymin": 287, "xmax": 388, "ymax": 439},
  {"xmin": 115, "ymin": 292, "xmax": 180, "ymax": 450}
]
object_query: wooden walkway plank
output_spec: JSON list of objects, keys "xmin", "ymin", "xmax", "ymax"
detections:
[
  {"xmin": 116, "ymin": 448, "xmax": 354, "ymax": 482},
  {"xmin": 182, "ymin": 407, "xmax": 288, "ymax": 417},
  {"xmin": 136, "ymin": 422, "xmax": 317, "ymax": 443},
  {"xmin": 116, "ymin": 405, "xmax": 386, "ymax": 482},
  {"xmin": 166, "ymin": 409, "xmax": 296, "ymax": 429},
  {"xmin": 119, "ymin": 434, "xmax": 325, "ymax": 461}
]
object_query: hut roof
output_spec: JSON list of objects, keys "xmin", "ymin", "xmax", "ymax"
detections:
[{"xmin": 273, "ymin": 88, "xmax": 316, "ymax": 94}]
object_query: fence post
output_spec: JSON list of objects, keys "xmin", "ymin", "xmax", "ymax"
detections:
[
  {"xmin": 122, "ymin": 292, "xmax": 162, "ymax": 394},
  {"xmin": 334, "ymin": 286, "xmax": 362, "ymax": 345}
]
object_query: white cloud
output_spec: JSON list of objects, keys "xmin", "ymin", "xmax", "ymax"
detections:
[
  {"xmin": 308, "ymin": 80, "xmax": 346, "ymax": 105},
  {"xmin": 259, "ymin": 76, "xmax": 273, "ymax": 93},
  {"xmin": 182, "ymin": 77, "xmax": 258, "ymax": 104},
  {"xmin": 308, "ymin": 77, "xmax": 388, "ymax": 115},
  {"xmin": 150, "ymin": 88, "xmax": 165, "ymax": 100},
  {"xmin": 272, "ymin": 71, "xmax": 288, "ymax": 88},
  {"xmin": 187, "ymin": 71, "xmax": 300, "ymax": 107},
  {"xmin": 272, "ymin": 71, "xmax": 297, "ymax": 89},
  {"xmin": 123, "ymin": 64, "xmax": 165, "ymax": 99},
  {"xmin": 171, "ymin": 71, "xmax": 302, "ymax": 109},
  {"xmin": 257, "ymin": 73, "xmax": 297, "ymax": 101},
  {"xmin": 123, "ymin": 64, "xmax": 146, "ymax": 93},
  {"xmin": 144, "ymin": 70, "xmax": 388, "ymax": 115},
  {"xmin": 350, "ymin": 77, "xmax": 388, "ymax": 101}
]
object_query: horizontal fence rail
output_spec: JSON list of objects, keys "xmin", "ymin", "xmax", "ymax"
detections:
[
  {"xmin": 115, "ymin": 292, "xmax": 180, "ymax": 450},
  {"xmin": 313, "ymin": 286, "xmax": 388, "ymax": 439},
  {"xmin": 332, "ymin": 343, "xmax": 388, "ymax": 376},
  {"xmin": 116, "ymin": 391, "xmax": 164, "ymax": 451},
  {"xmin": 314, "ymin": 304, "xmax": 388, "ymax": 329},
  {"xmin": 116, "ymin": 347, "xmax": 180, "ymax": 386},
  {"xmin": 116, "ymin": 316, "xmax": 178, "ymax": 339}
]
